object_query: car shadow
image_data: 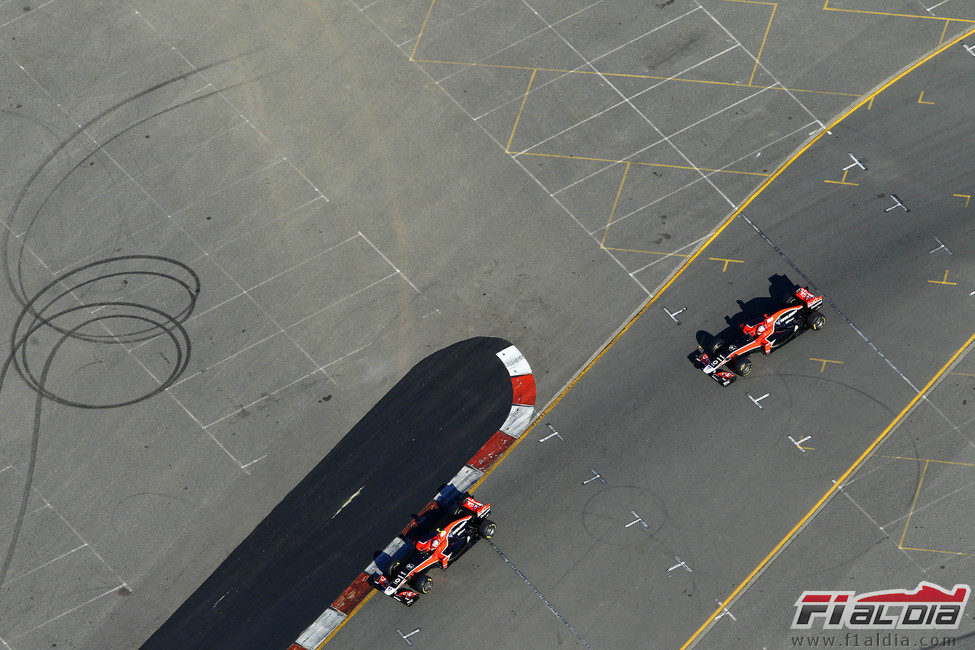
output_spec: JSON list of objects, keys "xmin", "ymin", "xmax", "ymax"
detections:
[{"xmin": 696, "ymin": 273, "xmax": 798, "ymax": 345}]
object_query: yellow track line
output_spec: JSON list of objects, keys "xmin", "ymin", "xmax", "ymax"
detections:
[
  {"xmin": 939, "ymin": 19, "xmax": 951, "ymax": 45},
  {"xmin": 411, "ymin": 59, "xmax": 861, "ymax": 97},
  {"xmin": 719, "ymin": 1, "xmax": 778, "ymax": 85},
  {"xmin": 409, "ymin": 0, "xmax": 438, "ymax": 61},
  {"xmin": 517, "ymin": 151, "xmax": 769, "ymax": 176},
  {"xmin": 601, "ymin": 163, "xmax": 630, "ymax": 246},
  {"xmin": 751, "ymin": 3, "xmax": 777, "ymax": 86},
  {"xmin": 682, "ymin": 327, "xmax": 975, "ymax": 648},
  {"xmin": 822, "ymin": 0, "xmax": 975, "ymax": 23},
  {"xmin": 680, "ymin": 25, "xmax": 975, "ymax": 647},
  {"xmin": 882, "ymin": 455, "xmax": 975, "ymax": 468},
  {"xmin": 506, "ymin": 69, "xmax": 537, "ymax": 153},
  {"xmin": 898, "ymin": 460, "xmax": 929, "ymax": 548},
  {"xmin": 900, "ymin": 545, "xmax": 973, "ymax": 556},
  {"xmin": 603, "ymin": 246, "xmax": 692, "ymax": 257}
]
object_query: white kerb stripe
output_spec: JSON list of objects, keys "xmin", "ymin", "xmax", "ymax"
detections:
[
  {"xmin": 496, "ymin": 345, "xmax": 532, "ymax": 377},
  {"xmin": 499, "ymin": 405, "xmax": 534, "ymax": 437},
  {"xmin": 446, "ymin": 465, "xmax": 485, "ymax": 494},
  {"xmin": 296, "ymin": 608, "xmax": 346, "ymax": 647},
  {"xmin": 365, "ymin": 537, "xmax": 406, "ymax": 575}
]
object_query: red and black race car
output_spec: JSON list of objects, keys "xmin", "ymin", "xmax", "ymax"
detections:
[
  {"xmin": 371, "ymin": 495, "xmax": 495, "ymax": 606},
  {"xmin": 692, "ymin": 286, "xmax": 826, "ymax": 386}
]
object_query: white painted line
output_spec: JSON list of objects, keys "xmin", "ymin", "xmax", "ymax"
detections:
[
  {"xmin": 331, "ymin": 486, "xmax": 364, "ymax": 520},
  {"xmin": 397, "ymin": 628, "xmax": 421, "ymax": 646},
  {"xmin": 358, "ymin": 231, "xmax": 422, "ymax": 295},
  {"xmin": 167, "ymin": 271, "xmax": 396, "ymax": 387},
  {"xmin": 928, "ymin": 236, "xmax": 953, "ymax": 256},
  {"xmin": 11, "ymin": 584, "xmax": 125, "ymax": 640},
  {"xmin": 667, "ymin": 556, "xmax": 692, "ymax": 573},
  {"xmin": 663, "ymin": 306, "xmax": 686, "ymax": 325},
  {"xmin": 489, "ymin": 541, "xmax": 593, "ymax": 649},
  {"xmin": 0, "ymin": 0, "xmax": 59, "ymax": 29},
  {"xmin": 629, "ymin": 237, "xmax": 707, "ymax": 276},
  {"xmin": 788, "ymin": 435, "xmax": 812, "ymax": 453},
  {"xmin": 747, "ymin": 392, "xmax": 770, "ymax": 409},
  {"xmin": 696, "ymin": 1, "xmax": 823, "ymax": 128},
  {"xmin": 714, "ymin": 599, "xmax": 737, "ymax": 622},
  {"xmin": 403, "ymin": 0, "xmax": 497, "ymax": 50},
  {"xmin": 554, "ymin": 84, "xmax": 773, "ymax": 200},
  {"xmin": 582, "ymin": 121, "xmax": 815, "ymax": 225},
  {"xmin": 625, "ymin": 510, "xmax": 648, "ymax": 528},
  {"xmin": 202, "ymin": 367, "xmax": 328, "ymax": 429},
  {"xmin": 167, "ymin": 158, "xmax": 288, "ymax": 220},
  {"xmin": 884, "ymin": 193, "xmax": 909, "ymax": 212},
  {"xmin": 516, "ymin": 44, "xmax": 738, "ymax": 155},
  {"xmin": 473, "ymin": 6, "xmax": 702, "ymax": 120},
  {"xmin": 440, "ymin": 0, "xmax": 604, "ymax": 84},
  {"xmin": 350, "ymin": 0, "xmax": 649, "ymax": 295},
  {"xmin": 539, "ymin": 423, "xmax": 563, "ymax": 442},
  {"xmin": 1, "ymin": 544, "xmax": 87, "ymax": 587},
  {"xmin": 582, "ymin": 468, "xmax": 605, "ymax": 485},
  {"xmin": 130, "ymin": 233, "xmax": 362, "ymax": 340},
  {"xmin": 240, "ymin": 455, "xmax": 267, "ymax": 470},
  {"xmin": 844, "ymin": 152, "xmax": 867, "ymax": 171}
]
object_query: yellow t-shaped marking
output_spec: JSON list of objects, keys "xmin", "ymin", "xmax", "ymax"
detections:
[
  {"xmin": 708, "ymin": 257, "xmax": 744, "ymax": 272},
  {"xmin": 810, "ymin": 358, "xmax": 843, "ymax": 373},
  {"xmin": 928, "ymin": 270, "xmax": 957, "ymax": 285},
  {"xmin": 824, "ymin": 169, "xmax": 858, "ymax": 186}
]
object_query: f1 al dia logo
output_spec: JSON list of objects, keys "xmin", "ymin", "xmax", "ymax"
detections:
[{"xmin": 792, "ymin": 582, "xmax": 970, "ymax": 630}]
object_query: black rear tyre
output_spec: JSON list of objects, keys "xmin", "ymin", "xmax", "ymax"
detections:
[
  {"xmin": 729, "ymin": 357, "xmax": 752, "ymax": 376},
  {"xmin": 478, "ymin": 519, "xmax": 496, "ymax": 540},
  {"xmin": 782, "ymin": 293, "xmax": 801, "ymax": 307},
  {"xmin": 806, "ymin": 312, "xmax": 826, "ymax": 330}
]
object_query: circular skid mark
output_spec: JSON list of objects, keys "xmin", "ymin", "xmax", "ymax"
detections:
[
  {"xmin": 0, "ymin": 255, "xmax": 201, "ymax": 588},
  {"xmin": 581, "ymin": 484, "xmax": 668, "ymax": 547}
]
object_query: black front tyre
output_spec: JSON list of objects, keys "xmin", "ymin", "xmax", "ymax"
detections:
[
  {"xmin": 478, "ymin": 519, "xmax": 497, "ymax": 540},
  {"xmin": 729, "ymin": 357, "xmax": 752, "ymax": 376},
  {"xmin": 806, "ymin": 312, "xmax": 826, "ymax": 330},
  {"xmin": 706, "ymin": 336, "xmax": 725, "ymax": 356},
  {"xmin": 413, "ymin": 574, "xmax": 433, "ymax": 594},
  {"xmin": 386, "ymin": 561, "xmax": 401, "ymax": 578}
]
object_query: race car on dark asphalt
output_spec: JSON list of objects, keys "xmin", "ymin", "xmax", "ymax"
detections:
[
  {"xmin": 692, "ymin": 285, "xmax": 826, "ymax": 386},
  {"xmin": 371, "ymin": 494, "xmax": 496, "ymax": 606}
]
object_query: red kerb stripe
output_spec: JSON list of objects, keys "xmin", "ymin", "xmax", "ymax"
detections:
[
  {"xmin": 331, "ymin": 573, "xmax": 373, "ymax": 614},
  {"xmin": 511, "ymin": 374, "xmax": 536, "ymax": 406},
  {"xmin": 467, "ymin": 431, "xmax": 515, "ymax": 471}
]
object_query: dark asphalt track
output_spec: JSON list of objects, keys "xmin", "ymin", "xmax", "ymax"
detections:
[
  {"xmin": 332, "ymin": 33, "xmax": 975, "ymax": 650},
  {"xmin": 143, "ymin": 336, "xmax": 513, "ymax": 650}
]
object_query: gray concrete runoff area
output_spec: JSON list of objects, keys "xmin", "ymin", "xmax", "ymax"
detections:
[{"xmin": 0, "ymin": 0, "xmax": 972, "ymax": 648}]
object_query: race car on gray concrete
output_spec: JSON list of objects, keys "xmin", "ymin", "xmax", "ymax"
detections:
[{"xmin": 692, "ymin": 286, "xmax": 826, "ymax": 386}]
